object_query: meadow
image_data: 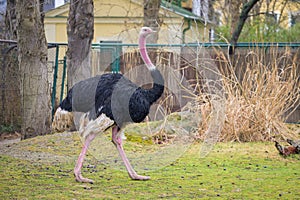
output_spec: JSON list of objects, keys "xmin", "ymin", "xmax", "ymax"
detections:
[{"xmin": 0, "ymin": 130, "xmax": 299, "ymax": 199}]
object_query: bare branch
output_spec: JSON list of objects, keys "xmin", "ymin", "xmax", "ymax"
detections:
[
  {"xmin": 0, "ymin": 39, "xmax": 17, "ymax": 44},
  {"xmin": 229, "ymin": 0, "xmax": 260, "ymax": 54}
]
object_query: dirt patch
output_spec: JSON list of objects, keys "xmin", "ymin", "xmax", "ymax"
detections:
[{"xmin": 0, "ymin": 132, "xmax": 78, "ymax": 164}]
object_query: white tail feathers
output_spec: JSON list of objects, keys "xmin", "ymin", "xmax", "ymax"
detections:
[
  {"xmin": 52, "ymin": 107, "xmax": 76, "ymax": 132},
  {"xmin": 52, "ymin": 107, "xmax": 114, "ymax": 139}
]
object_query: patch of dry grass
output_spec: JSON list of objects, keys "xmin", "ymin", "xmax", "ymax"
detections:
[{"xmin": 194, "ymin": 46, "xmax": 299, "ymax": 142}]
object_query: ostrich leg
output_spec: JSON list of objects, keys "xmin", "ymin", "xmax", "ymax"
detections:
[
  {"xmin": 74, "ymin": 114, "xmax": 114, "ymax": 183},
  {"xmin": 74, "ymin": 132, "xmax": 97, "ymax": 183},
  {"xmin": 112, "ymin": 126, "xmax": 150, "ymax": 180}
]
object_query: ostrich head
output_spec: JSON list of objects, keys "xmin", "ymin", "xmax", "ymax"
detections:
[
  {"xmin": 139, "ymin": 27, "xmax": 155, "ymax": 38},
  {"xmin": 139, "ymin": 27, "xmax": 156, "ymax": 71}
]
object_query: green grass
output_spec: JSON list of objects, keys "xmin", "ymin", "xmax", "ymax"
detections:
[{"xmin": 0, "ymin": 133, "xmax": 299, "ymax": 199}]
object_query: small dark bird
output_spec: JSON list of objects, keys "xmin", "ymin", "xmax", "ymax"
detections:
[
  {"xmin": 275, "ymin": 139, "xmax": 300, "ymax": 157},
  {"xmin": 52, "ymin": 27, "xmax": 164, "ymax": 183}
]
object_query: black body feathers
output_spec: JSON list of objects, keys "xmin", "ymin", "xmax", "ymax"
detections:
[{"xmin": 59, "ymin": 70, "xmax": 164, "ymax": 128}]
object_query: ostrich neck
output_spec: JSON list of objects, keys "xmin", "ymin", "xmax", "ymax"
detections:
[
  {"xmin": 139, "ymin": 36, "xmax": 156, "ymax": 71},
  {"xmin": 138, "ymin": 35, "xmax": 164, "ymax": 104}
]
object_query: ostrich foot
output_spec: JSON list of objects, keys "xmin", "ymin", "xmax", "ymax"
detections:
[
  {"xmin": 130, "ymin": 174, "xmax": 151, "ymax": 181},
  {"xmin": 75, "ymin": 173, "xmax": 94, "ymax": 184}
]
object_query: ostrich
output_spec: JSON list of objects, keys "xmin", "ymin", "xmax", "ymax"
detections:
[{"xmin": 52, "ymin": 27, "xmax": 164, "ymax": 183}]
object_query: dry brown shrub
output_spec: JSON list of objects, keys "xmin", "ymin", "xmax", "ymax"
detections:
[{"xmin": 197, "ymin": 47, "xmax": 300, "ymax": 142}]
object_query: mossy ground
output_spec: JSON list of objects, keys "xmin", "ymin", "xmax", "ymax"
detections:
[{"xmin": 0, "ymin": 130, "xmax": 299, "ymax": 199}]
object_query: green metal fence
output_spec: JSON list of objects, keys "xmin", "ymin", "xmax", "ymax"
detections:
[{"xmin": 49, "ymin": 42, "xmax": 300, "ymax": 122}]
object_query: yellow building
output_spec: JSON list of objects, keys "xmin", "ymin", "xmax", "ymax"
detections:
[
  {"xmin": 44, "ymin": 0, "xmax": 211, "ymax": 44},
  {"xmin": 213, "ymin": 0, "xmax": 300, "ymax": 28},
  {"xmin": 255, "ymin": 0, "xmax": 300, "ymax": 28},
  {"xmin": 45, "ymin": 0, "xmax": 213, "ymax": 112}
]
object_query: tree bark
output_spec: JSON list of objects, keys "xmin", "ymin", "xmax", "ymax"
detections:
[
  {"xmin": 143, "ymin": 0, "xmax": 161, "ymax": 43},
  {"xmin": 4, "ymin": 0, "xmax": 17, "ymax": 39},
  {"xmin": 229, "ymin": 0, "xmax": 260, "ymax": 54},
  {"xmin": 16, "ymin": 0, "xmax": 51, "ymax": 139},
  {"xmin": 66, "ymin": 0, "xmax": 94, "ymax": 87},
  {"xmin": 1, "ymin": 0, "xmax": 21, "ymax": 129}
]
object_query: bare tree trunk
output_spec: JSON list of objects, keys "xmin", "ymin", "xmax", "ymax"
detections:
[
  {"xmin": 143, "ymin": 0, "xmax": 161, "ymax": 43},
  {"xmin": 229, "ymin": 0, "xmax": 260, "ymax": 54},
  {"xmin": 0, "ymin": 0, "xmax": 21, "ymax": 130},
  {"xmin": 67, "ymin": 0, "xmax": 94, "ymax": 87},
  {"xmin": 16, "ymin": 0, "xmax": 51, "ymax": 139},
  {"xmin": 5, "ymin": 0, "xmax": 17, "ymax": 39}
]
